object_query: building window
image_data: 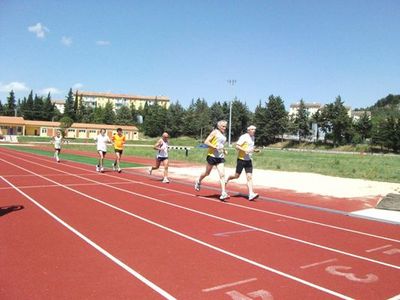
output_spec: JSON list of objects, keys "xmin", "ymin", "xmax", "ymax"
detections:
[
  {"xmin": 79, "ymin": 129, "xmax": 86, "ymax": 133},
  {"xmin": 41, "ymin": 128, "xmax": 47, "ymax": 134}
]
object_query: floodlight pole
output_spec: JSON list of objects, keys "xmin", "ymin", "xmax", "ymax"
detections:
[{"xmin": 227, "ymin": 79, "xmax": 236, "ymax": 146}]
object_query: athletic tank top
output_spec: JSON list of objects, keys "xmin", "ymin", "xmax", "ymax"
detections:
[
  {"xmin": 157, "ymin": 140, "xmax": 169, "ymax": 158},
  {"xmin": 207, "ymin": 130, "xmax": 226, "ymax": 158}
]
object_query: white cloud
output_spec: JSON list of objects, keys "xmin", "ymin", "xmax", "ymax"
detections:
[
  {"xmin": 96, "ymin": 40, "xmax": 110, "ymax": 46},
  {"xmin": 28, "ymin": 23, "xmax": 49, "ymax": 39},
  {"xmin": 39, "ymin": 87, "xmax": 62, "ymax": 96},
  {"xmin": 72, "ymin": 83, "xmax": 83, "ymax": 90},
  {"xmin": 61, "ymin": 36, "xmax": 72, "ymax": 46},
  {"xmin": 0, "ymin": 81, "xmax": 29, "ymax": 93}
]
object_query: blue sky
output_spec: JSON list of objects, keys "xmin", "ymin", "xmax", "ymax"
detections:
[{"xmin": 0, "ymin": 0, "xmax": 399, "ymax": 110}]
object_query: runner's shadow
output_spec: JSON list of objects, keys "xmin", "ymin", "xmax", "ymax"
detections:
[
  {"xmin": 200, "ymin": 194, "xmax": 221, "ymax": 200},
  {"xmin": 0, "ymin": 205, "xmax": 24, "ymax": 217}
]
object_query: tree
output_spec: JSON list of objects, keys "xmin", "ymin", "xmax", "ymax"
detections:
[
  {"xmin": 264, "ymin": 95, "xmax": 288, "ymax": 144},
  {"xmin": 321, "ymin": 96, "xmax": 352, "ymax": 146},
  {"xmin": 42, "ymin": 93, "xmax": 56, "ymax": 121},
  {"xmin": 230, "ymin": 99, "xmax": 251, "ymax": 141},
  {"xmin": 165, "ymin": 101, "xmax": 185, "ymax": 137},
  {"xmin": 103, "ymin": 101, "xmax": 116, "ymax": 124},
  {"xmin": 210, "ymin": 101, "xmax": 226, "ymax": 127},
  {"xmin": 22, "ymin": 91, "xmax": 35, "ymax": 120},
  {"xmin": 63, "ymin": 88, "xmax": 76, "ymax": 120},
  {"xmin": 5, "ymin": 90, "xmax": 17, "ymax": 116},
  {"xmin": 294, "ymin": 99, "xmax": 311, "ymax": 142},
  {"xmin": 92, "ymin": 106, "xmax": 105, "ymax": 124},
  {"xmin": 354, "ymin": 112, "xmax": 372, "ymax": 143},
  {"xmin": 0, "ymin": 100, "xmax": 4, "ymax": 116},
  {"xmin": 252, "ymin": 100, "xmax": 268, "ymax": 146},
  {"xmin": 116, "ymin": 105, "xmax": 133, "ymax": 125},
  {"xmin": 142, "ymin": 103, "xmax": 168, "ymax": 137},
  {"xmin": 59, "ymin": 116, "xmax": 74, "ymax": 138},
  {"xmin": 32, "ymin": 94, "xmax": 44, "ymax": 120}
]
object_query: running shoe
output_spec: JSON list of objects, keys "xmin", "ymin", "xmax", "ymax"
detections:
[
  {"xmin": 96, "ymin": 165, "xmax": 100, "ymax": 172},
  {"xmin": 248, "ymin": 193, "xmax": 259, "ymax": 201},
  {"xmin": 148, "ymin": 167, "xmax": 152, "ymax": 175},
  {"xmin": 112, "ymin": 163, "xmax": 116, "ymax": 171},
  {"xmin": 194, "ymin": 180, "xmax": 201, "ymax": 191},
  {"xmin": 100, "ymin": 167, "xmax": 104, "ymax": 173},
  {"xmin": 118, "ymin": 168, "xmax": 122, "ymax": 173},
  {"xmin": 219, "ymin": 192, "xmax": 229, "ymax": 201},
  {"xmin": 162, "ymin": 177, "xmax": 170, "ymax": 183}
]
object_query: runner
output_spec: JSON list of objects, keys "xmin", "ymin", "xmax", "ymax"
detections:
[
  {"xmin": 149, "ymin": 132, "xmax": 170, "ymax": 183},
  {"xmin": 52, "ymin": 130, "xmax": 64, "ymax": 163},
  {"xmin": 226, "ymin": 125, "xmax": 260, "ymax": 201},
  {"xmin": 194, "ymin": 120, "xmax": 229, "ymax": 201},
  {"xmin": 94, "ymin": 128, "xmax": 111, "ymax": 173},
  {"xmin": 112, "ymin": 128, "xmax": 126, "ymax": 173}
]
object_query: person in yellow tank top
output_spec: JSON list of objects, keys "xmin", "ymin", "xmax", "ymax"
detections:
[
  {"xmin": 226, "ymin": 125, "xmax": 260, "ymax": 201},
  {"xmin": 112, "ymin": 128, "xmax": 126, "ymax": 173},
  {"xmin": 194, "ymin": 120, "xmax": 229, "ymax": 201}
]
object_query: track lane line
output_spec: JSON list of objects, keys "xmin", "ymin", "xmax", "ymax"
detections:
[
  {"xmin": 0, "ymin": 176, "xmax": 176, "ymax": 300},
  {"xmin": 0, "ymin": 162, "xmax": 355, "ymax": 299},
  {"xmin": 5, "ymin": 147, "xmax": 399, "ymax": 243},
  {"xmin": 2, "ymin": 154, "xmax": 399, "ymax": 272}
]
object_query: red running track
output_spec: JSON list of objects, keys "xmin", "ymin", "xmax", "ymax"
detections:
[{"xmin": 0, "ymin": 147, "xmax": 399, "ymax": 299}]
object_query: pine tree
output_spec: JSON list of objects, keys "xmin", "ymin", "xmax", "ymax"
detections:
[
  {"xmin": 355, "ymin": 112, "xmax": 372, "ymax": 142},
  {"xmin": 42, "ymin": 93, "xmax": 55, "ymax": 121},
  {"xmin": 24, "ymin": 91, "xmax": 34, "ymax": 120},
  {"xmin": 252, "ymin": 100, "xmax": 268, "ymax": 146},
  {"xmin": 116, "ymin": 105, "xmax": 133, "ymax": 125},
  {"xmin": 294, "ymin": 99, "xmax": 311, "ymax": 142},
  {"xmin": 63, "ymin": 88, "xmax": 76, "ymax": 120},
  {"xmin": 103, "ymin": 101, "xmax": 116, "ymax": 124},
  {"xmin": 264, "ymin": 95, "xmax": 288, "ymax": 144},
  {"xmin": 0, "ymin": 100, "xmax": 4, "ymax": 116},
  {"xmin": 166, "ymin": 101, "xmax": 185, "ymax": 137},
  {"xmin": 5, "ymin": 90, "xmax": 17, "ymax": 116},
  {"xmin": 33, "ymin": 94, "xmax": 44, "ymax": 120}
]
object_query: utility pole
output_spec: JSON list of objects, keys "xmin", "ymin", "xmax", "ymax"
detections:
[{"xmin": 227, "ymin": 79, "xmax": 236, "ymax": 146}]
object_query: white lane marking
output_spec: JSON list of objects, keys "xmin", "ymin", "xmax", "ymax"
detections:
[
  {"xmin": 202, "ymin": 278, "xmax": 258, "ymax": 292},
  {"xmin": 214, "ymin": 229, "xmax": 258, "ymax": 237},
  {"xmin": 0, "ymin": 176, "xmax": 176, "ymax": 300},
  {"xmin": 7, "ymin": 148, "xmax": 400, "ymax": 244},
  {"xmin": 0, "ymin": 181, "xmax": 128, "ymax": 190},
  {"xmin": 1, "ymin": 156, "xmax": 400, "ymax": 271},
  {"xmin": 300, "ymin": 259, "xmax": 338, "ymax": 269},
  {"xmin": 366, "ymin": 245, "xmax": 393, "ymax": 253},
  {"xmin": 387, "ymin": 293, "xmax": 400, "ymax": 300},
  {"xmin": 0, "ymin": 165, "xmax": 354, "ymax": 300}
]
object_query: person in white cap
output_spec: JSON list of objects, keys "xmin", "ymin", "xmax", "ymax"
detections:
[{"xmin": 226, "ymin": 125, "xmax": 260, "ymax": 200}]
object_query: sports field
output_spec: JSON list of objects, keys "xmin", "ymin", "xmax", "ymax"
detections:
[{"xmin": 1, "ymin": 146, "xmax": 399, "ymax": 299}]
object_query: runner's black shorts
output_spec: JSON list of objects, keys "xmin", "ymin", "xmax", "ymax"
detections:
[
  {"xmin": 235, "ymin": 159, "xmax": 253, "ymax": 174},
  {"xmin": 114, "ymin": 149, "xmax": 123, "ymax": 154},
  {"xmin": 55, "ymin": 148, "xmax": 61, "ymax": 153},
  {"xmin": 157, "ymin": 156, "xmax": 168, "ymax": 162},
  {"xmin": 206, "ymin": 156, "xmax": 225, "ymax": 166}
]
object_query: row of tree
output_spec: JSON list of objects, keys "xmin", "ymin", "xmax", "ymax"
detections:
[{"xmin": 1, "ymin": 89, "xmax": 399, "ymax": 152}]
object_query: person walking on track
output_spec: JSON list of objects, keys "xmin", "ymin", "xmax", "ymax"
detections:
[
  {"xmin": 52, "ymin": 130, "xmax": 64, "ymax": 163},
  {"xmin": 226, "ymin": 125, "xmax": 260, "ymax": 201},
  {"xmin": 149, "ymin": 132, "xmax": 170, "ymax": 183},
  {"xmin": 95, "ymin": 128, "xmax": 111, "ymax": 173},
  {"xmin": 112, "ymin": 128, "xmax": 126, "ymax": 173},
  {"xmin": 194, "ymin": 120, "xmax": 229, "ymax": 201}
]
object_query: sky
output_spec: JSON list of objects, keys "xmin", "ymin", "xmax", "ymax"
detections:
[{"xmin": 0, "ymin": 0, "xmax": 399, "ymax": 111}]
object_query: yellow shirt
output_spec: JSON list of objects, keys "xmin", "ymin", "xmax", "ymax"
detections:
[{"xmin": 112, "ymin": 134, "xmax": 126, "ymax": 150}]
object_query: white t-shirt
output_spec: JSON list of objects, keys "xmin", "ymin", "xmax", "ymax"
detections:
[
  {"xmin": 95, "ymin": 134, "xmax": 111, "ymax": 152},
  {"xmin": 237, "ymin": 133, "xmax": 255, "ymax": 161},
  {"xmin": 157, "ymin": 139, "xmax": 169, "ymax": 158},
  {"xmin": 54, "ymin": 136, "xmax": 62, "ymax": 149}
]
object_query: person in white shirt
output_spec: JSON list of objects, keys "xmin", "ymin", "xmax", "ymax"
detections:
[
  {"xmin": 149, "ymin": 132, "xmax": 170, "ymax": 183},
  {"xmin": 94, "ymin": 129, "xmax": 111, "ymax": 172},
  {"xmin": 226, "ymin": 125, "xmax": 260, "ymax": 201},
  {"xmin": 52, "ymin": 130, "xmax": 64, "ymax": 163}
]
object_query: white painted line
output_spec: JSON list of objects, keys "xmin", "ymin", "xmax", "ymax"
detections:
[
  {"xmin": 365, "ymin": 245, "xmax": 392, "ymax": 253},
  {"xmin": 1, "ymin": 155, "xmax": 400, "ymax": 272},
  {"xmin": 0, "ymin": 181, "xmax": 127, "ymax": 190},
  {"xmin": 387, "ymin": 293, "xmax": 400, "ymax": 300},
  {"xmin": 300, "ymin": 259, "xmax": 338, "ymax": 269},
  {"xmin": 0, "ymin": 159, "xmax": 354, "ymax": 299},
  {"xmin": 214, "ymin": 229, "xmax": 258, "ymax": 237},
  {"xmin": 202, "ymin": 278, "xmax": 257, "ymax": 292},
  {"xmin": 8, "ymin": 148, "xmax": 400, "ymax": 244},
  {"xmin": 0, "ymin": 176, "xmax": 176, "ymax": 300}
]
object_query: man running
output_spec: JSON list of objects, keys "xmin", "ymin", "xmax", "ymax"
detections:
[
  {"xmin": 52, "ymin": 130, "xmax": 64, "ymax": 163},
  {"xmin": 195, "ymin": 120, "xmax": 229, "ymax": 201},
  {"xmin": 94, "ymin": 128, "xmax": 111, "ymax": 173},
  {"xmin": 226, "ymin": 125, "xmax": 260, "ymax": 200},
  {"xmin": 149, "ymin": 132, "xmax": 170, "ymax": 183},
  {"xmin": 112, "ymin": 128, "xmax": 126, "ymax": 173}
]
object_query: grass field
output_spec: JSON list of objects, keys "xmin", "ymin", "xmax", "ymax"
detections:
[{"xmin": 5, "ymin": 142, "xmax": 399, "ymax": 183}]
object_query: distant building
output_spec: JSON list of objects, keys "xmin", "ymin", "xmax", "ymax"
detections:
[
  {"xmin": 289, "ymin": 102, "xmax": 323, "ymax": 118},
  {"xmin": 52, "ymin": 99, "xmax": 65, "ymax": 114},
  {"xmin": 0, "ymin": 116, "xmax": 139, "ymax": 140},
  {"xmin": 75, "ymin": 91, "xmax": 170, "ymax": 111},
  {"xmin": 351, "ymin": 110, "xmax": 371, "ymax": 122}
]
